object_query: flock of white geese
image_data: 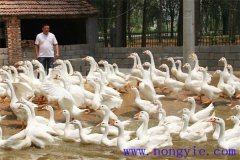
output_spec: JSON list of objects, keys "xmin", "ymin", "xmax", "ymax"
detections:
[{"xmin": 0, "ymin": 50, "xmax": 240, "ymax": 153}]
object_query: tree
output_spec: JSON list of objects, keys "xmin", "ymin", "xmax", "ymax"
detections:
[
  {"xmin": 177, "ymin": 0, "xmax": 183, "ymax": 46},
  {"xmin": 141, "ymin": 0, "xmax": 147, "ymax": 47}
]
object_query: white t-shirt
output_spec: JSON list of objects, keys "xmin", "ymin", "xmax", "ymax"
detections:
[{"xmin": 35, "ymin": 32, "xmax": 58, "ymax": 57}]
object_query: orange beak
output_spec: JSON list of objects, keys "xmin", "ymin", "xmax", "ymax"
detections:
[
  {"xmin": 207, "ymin": 118, "xmax": 215, "ymax": 122},
  {"xmin": 58, "ymin": 110, "xmax": 63, "ymax": 114},
  {"xmin": 96, "ymin": 122, "xmax": 102, "ymax": 127},
  {"xmin": 133, "ymin": 112, "xmax": 140, "ymax": 119},
  {"xmin": 231, "ymin": 106, "xmax": 236, "ymax": 110},
  {"xmin": 226, "ymin": 117, "xmax": 231, "ymax": 121},
  {"xmin": 183, "ymin": 98, "xmax": 187, "ymax": 102}
]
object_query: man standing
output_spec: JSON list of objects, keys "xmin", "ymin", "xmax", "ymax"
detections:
[{"xmin": 35, "ymin": 24, "xmax": 59, "ymax": 74}]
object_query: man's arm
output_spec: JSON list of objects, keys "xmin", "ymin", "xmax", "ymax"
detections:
[
  {"xmin": 35, "ymin": 45, "xmax": 39, "ymax": 59},
  {"xmin": 55, "ymin": 44, "xmax": 59, "ymax": 58}
]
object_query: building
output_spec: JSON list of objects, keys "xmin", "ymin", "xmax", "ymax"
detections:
[{"xmin": 0, "ymin": 0, "xmax": 98, "ymax": 67}]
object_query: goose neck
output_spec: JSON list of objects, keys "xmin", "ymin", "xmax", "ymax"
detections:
[
  {"xmin": 6, "ymin": 81, "xmax": 18, "ymax": 103},
  {"xmin": 190, "ymin": 100, "xmax": 196, "ymax": 113},
  {"xmin": 218, "ymin": 122, "xmax": 225, "ymax": 143},
  {"xmin": 182, "ymin": 118, "xmax": 189, "ymax": 132}
]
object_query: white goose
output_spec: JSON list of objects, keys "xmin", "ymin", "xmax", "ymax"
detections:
[
  {"xmin": 134, "ymin": 111, "xmax": 172, "ymax": 153},
  {"xmin": 183, "ymin": 63, "xmax": 202, "ymax": 97},
  {"xmin": 71, "ymin": 120, "xmax": 103, "ymax": 145},
  {"xmin": 227, "ymin": 64, "xmax": 240, "ymax": 97},
  {"xmin": 131, "ymin": 86, "xmax": 159, "ymax": 114},
  {"xmin": 143, "ymin": 50, "xmax": 166, "ymax": 77},
  {"xmin": 158, "ymin": 108, "xmax": 182, "ymax": 134},
  {"xmin": 180, "ymin": 114, "xmax": 207, "ymax": 142},
  {"xmin": 112, "ymin": 63, "xmax": 126, "ymax": 79},
  {"xmin": 100, "ymin": 122, "xmax": 117, "ymax": 146},
  {"xmin": 167, "ymin": 57, "xmax": 177, "ymax": 79},
  {"xmin": 159, "ymin": 64, "xmax": 184, "ymax": 100},
  {"xmin": 214, "ymin": 70, "xmax": 235, "ymax": 105},
  {"xmin": 219, "ymin": 57, "xmax": 231, "ymax": 82},
  {"xmin": 181, "ymin": 108, "xmax": 214, "ymax": 133},
  {"xmin": 198, "ymin": 67, "xmax": 222, "ymax": 104},
  {"xmin": 142, "ymin": 62, "xmax": 164, "ymax": 88},
  {"xmin": 62, "ymin": 110, "xmax": 91, "ymax": 142},
  {"xmin": 175, "ymin": 60, "xmax": 188, "ymax": 82},
  {"xmin": 231, "ymin": 105, "xmax": 240, "ymax": 119},
  {"xmin": 113, "ymin": 120, "xmax": 149, "ymax": 153},
  {"xmin": 184, "ymin": 97, "xmax": 215, "ymax": 122},
  {"xmin": 127, "ymin": 54, "xmax": 142, "ymax": 78},
  {"xmin": 41, "ymin": 81, "xmax": 89, "ymax": 119},
  {"xmin": 208, "ymin": 117, "xmax": 240, "ymax": 149},
  {"xmin": 189, "ymin": 53, "xmax": 211, "ymax": 83}
]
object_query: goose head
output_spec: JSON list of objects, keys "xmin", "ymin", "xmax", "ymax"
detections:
[
  {"xmin": 42, "ymin": 105, "xmax": 53, "ymax": 112},
  {"xmin": 226, "ymin": 116, "xmax": 238, "ymax": 122},
  {"xmin": 9, "ymin": 65, "xmax": 17, "ymax": 71},
  {"xmin": 213, "ymin": 70, "xmax": 221, "ymax": 75},
  {"xmin": 1, "ymin": 79, "xmax": 10, "ymax": 84},
  {"xmin": 158, "ymin": 107, "xmax": 165, "ymax": 113},
  {"xmin": 159, "ymin": 64, "xmax": 168, "ymax": 70},
  {"xmin": 198, "ymin": 66, "xmax": 208, "ymax": 73},
  {"xmin": 70, "ymin": 119, "xmax": 82, "ymax": 128},
  {"xmin": 183, "ymin": 63, "xmax": 191, "ymax": 70},
  {"xmin": 53, "ymin": 59, "xmax": 64, "ymax": 65},
  {"xmin": 112, "ymin": 120, "xmax": 123, "ymax": 128},
  {"xmin": 62, "ymin": 110, "xmax": 70, "ymax": 117},
  {"xmin": 142, "ymin": 62, "xmax": 151, "ymax": 68},
  {"xmin": 153, "ymin": 99, "xmax": 163, "ymax": 109},
  {"xmin": 167, "ymin": 57, "xmax": 175, "ymax": 64},
  {"xmin": 219, "ymin": 57, "xmax": 227, "ymax": 63},
  {"xmin": 112, "ymin": 63, "xmax": 118, "ymax": 68},
  {"xmin": 131, "ymin": 52, "xmax": 138, "ymax": 57},
  {"xmin": 226, "ymin": 64, "xmax": 233, "ymax": 71},
  {"xmin": 0, "ymin": 69, "xmax": 8, "ymax": 75},
  {"xmin": 14, "ymin": 61, "xmax": 24, "ymax": 66},
  {"xmin": 100, "ymin": 122, "xmax": 109, "ymax": 127},
  {"xmin": 2, "ymin": 66, "xmax": 9, "ymax": 71},
  {"xmin": 127, "ymin": 54, "xmax": 135, "ymax": 59},
  {"xmin": 231, "ymin": 105, "xmax": 240, "ymax": 110},
  {"xmin": 181, "ymin": 114, "xmax": 190, "ymax": 122},
  {"xmin": 143, "ymin": 50, "xmax": 152, "ymax": 55},
  {"xmin": 98, "ymin": 60, "xmax": 105, "ymax": 65},
  {"xmin": 207, "ymin": 117, "xmax": 224, "ymax": 125},
  {"xmin": 53, "ymin": 74, "xmax": 63, "ymax": 81},
  {"xmin": 182, "ymin": 108, "xmax": 191, "ymax": 116},
  {"xmin": 175, "ymin": 60, "xmax": 182, "ymax": 66},
  {"xmin": 97, "ymin": 105, "xmax": 110, "ymax": 113},
  {"xmin": 82, "ymin": 56, "xmax": 94, "ymax": 62},
  {"xmin": 134, "ymin": 111, "xmax": 149, "ymax": 121},
  {"xmin": 31, "ymin": 59, "xmax": 39, "ymax": 65},
  {"xmin": 189, "ymin": 53, "xmax": 198, "ymax": 60},
  {"xmin": 130, "ymin": 86, "xmax": 138, "ymax": 91},
  {"xmin": 72, "ymin": 71, "xmax": 81, "ymax": 76},
  {"xmin": 183, "ymin": 97, "xmax": 195, "ymax": 103}
]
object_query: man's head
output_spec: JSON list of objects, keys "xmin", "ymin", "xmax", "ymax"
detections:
[{"xmin": 42, "ymin": 24, "xmax": 50, "ymax": 35}]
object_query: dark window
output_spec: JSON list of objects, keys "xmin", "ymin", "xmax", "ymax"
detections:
[
  {"xmin": 0, "ymin": 22, "xmax": 6, "ymax": 48},
  {"xmin": 21, "ymin": 19, "xmax": 86, "ymax": 45}
]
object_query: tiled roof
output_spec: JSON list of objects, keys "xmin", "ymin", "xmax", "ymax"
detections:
[{"xmin": 0, "ymin": 0, "xmax": 97, "ymax": 16}]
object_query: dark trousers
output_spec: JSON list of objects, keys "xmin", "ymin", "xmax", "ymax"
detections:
[{"xmin": 38, "ymin": 57, "xmax": 54, "ymax": 75}]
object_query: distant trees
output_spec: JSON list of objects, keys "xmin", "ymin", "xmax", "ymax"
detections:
[{"xmin": 91, "ymin": 0, "xmax": 240, "ymax": 47}]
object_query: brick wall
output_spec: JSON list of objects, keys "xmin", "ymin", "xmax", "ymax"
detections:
[
  {"xmin": 95, "ymin": 46, "xmax": 240, "ymax": 72},
  {"xmin": 0, "ymin": 48, "xmax": 8, "ymax": 65},
  {"xmin": 18, "ymin": 44, "xmax": 240, "ymax": 75},
  {"xmin": 6, "ymin": 16, "xmax": 23, "ymax": 65}
]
